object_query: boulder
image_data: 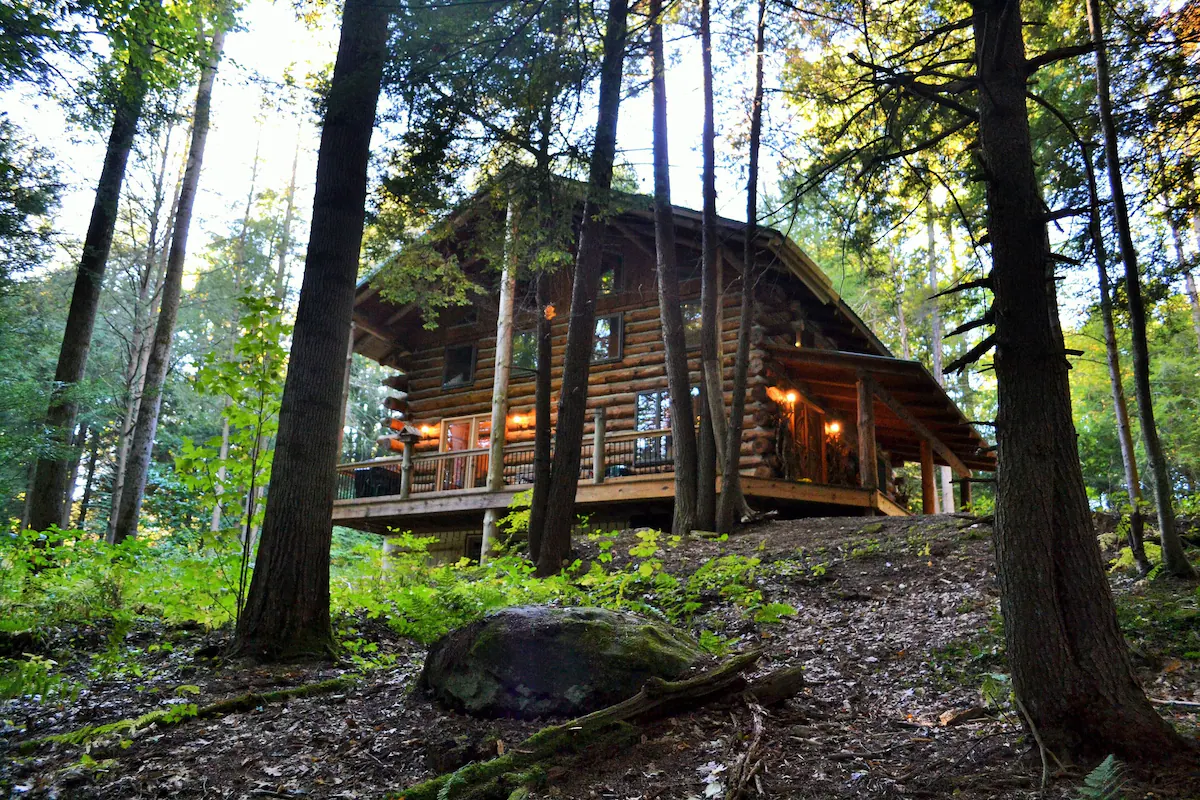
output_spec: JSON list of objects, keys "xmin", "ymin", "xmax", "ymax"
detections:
[{"xmin": 419, "ymin": 606, "xmax": 708, "ymax": 719}]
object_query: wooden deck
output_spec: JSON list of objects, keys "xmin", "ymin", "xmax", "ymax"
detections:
[{"xmin": 332, "ymin": 472, "xmax": 906, "ymax": 534}]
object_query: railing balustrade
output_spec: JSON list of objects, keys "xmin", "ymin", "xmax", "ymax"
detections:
[{"xmin": 335, "ymin": 425, "xmax": 674, "ymax": 502}]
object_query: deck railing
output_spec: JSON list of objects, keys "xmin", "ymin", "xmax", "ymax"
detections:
[{"xmin": 336, "ymin": 421, "xmax": 674, "ymax": 502}]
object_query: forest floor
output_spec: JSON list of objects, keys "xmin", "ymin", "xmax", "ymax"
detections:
[{"xmin": 3, "ymin": 513, "xmax": 1199, "ymax": 799}]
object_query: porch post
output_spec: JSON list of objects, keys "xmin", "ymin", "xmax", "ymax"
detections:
[
  {"xmin": 856, "ymin": 372, "xmax": 877, "ymax": 490},
  {"xmin": 959, "ymin": 475, "xmax": 973, "ymax": 509},
  {"xmin": 920, "ymin": 439, "xmax": 936, "ymax": 513},
  {"xmin": 592, "ymin": 407, "xmax": 606, "ymax": 484},
  {"xmin": 481, "ymin": 199, "xmax": 519, "ymax": 563},
  {"xmin": 399, "ymin": 439, "xmax": 413, "ymax": 500}
]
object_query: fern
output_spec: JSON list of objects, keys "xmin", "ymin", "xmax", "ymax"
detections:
[{"xmin": 1076, "ymin": 755, "xmax": 1124, "ymax": 800}]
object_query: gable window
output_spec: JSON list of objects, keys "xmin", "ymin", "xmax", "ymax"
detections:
[
  {"xmin": 682, "ymin": 301, "xmax": 702, "ymax": 349},
  {"xmin": 592, "ymin": 314, "xmax": 623, "ymax": 363},
  {"xmin": 599, "ymin": 254, "xmax": 621, "ymax": 296},
  {"xmin": 443, "ymin": 344, "xmax": 476, "ymax": 389},
  {"xmin": 512, "ymin": 330, "xmax": 537, "ymax": 376}
]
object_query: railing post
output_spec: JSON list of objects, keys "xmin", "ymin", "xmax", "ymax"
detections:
[
  {"xmin": 593, "ymin": 407, "xmax": 606, "ymax": 484},
  {"xmin": 400, "ymin": 444, "xmax": 413, "ymax": 500}
]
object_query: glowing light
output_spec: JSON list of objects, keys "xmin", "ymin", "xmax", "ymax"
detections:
[
  {"xmin": 419, "ymin": 424, "xmax": 437, "ymax": 437},
  {"xmin": 511, "ymin": 414, "xmax": 526, "ymax": 427},
  {"xmin": 785, "ymin": 390, "xmax": 799, "ymax": 404},
  {"xmin": 826, "ymin": 421, "xmax": 841, "ymax": 436}
]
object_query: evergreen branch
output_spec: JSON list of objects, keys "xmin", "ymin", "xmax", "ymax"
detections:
[{"xmin": 1024, "ymin": 42, "xmax": 1095, "ymax": 73}]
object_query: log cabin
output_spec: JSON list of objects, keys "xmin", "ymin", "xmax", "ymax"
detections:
[{"xmin": 335, "ymin": 194, "xmax": 995, "ymax": 561}]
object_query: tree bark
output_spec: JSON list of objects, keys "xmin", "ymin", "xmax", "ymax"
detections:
[
  {"xmin": 699, "ymin": 0, "xmax": 729, "ymax": 478},
  {"xmin": 113, "ymin": 27, "xmax": 226, "ymax": 544},
  {"xmin": 482, "ymin": 200, "xmax": 518, "ymax": 560},
  {"xmin": 231, "ymin": 0, "xmax": 391, "ymax": 659},
  {"xmin": 696, "ymin": 372, "xmax": 717, "ymax": 530},
  {"xmin": 649, "ymin": 0, "xmax": 698, "ymax": 536},
  {"xmin": 76, "ymin": 425, "xmax": 101, "ymax": 529},
  {"xmin": 1086, "ymin": 0, "xmax": 1194, "ymax": 578},
  {"xmin": 974, "ymin": 0, "xmax": 1182, "ymax": 759},
  {"xmin": 926, "ymin": 196, "xmax": 954, "ymax": 513},
  {"xmin": 60, "ymin": 423, "xmax": 87, "ymax": 528},
  {"xmin": 716, "ymin": 0, "xmax": 766, "ymax": 532},
  {"xmin": 27, "ymin": 41, "xmax": 151, "ymax": 532},
  {"xmin": 535, "ymin": 0, "xmax": 629, "ymax": 577},
  {"xmin": 528, "ymin": 269, "xmax": 552, "ymax": 564}
]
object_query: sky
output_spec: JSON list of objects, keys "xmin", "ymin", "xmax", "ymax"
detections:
[{"xmin": 9, "ymin": 0, "xmax": 765, "ymax": 295}]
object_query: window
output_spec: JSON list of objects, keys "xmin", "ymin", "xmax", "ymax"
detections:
[
  {"xmin": 682, "ymin": 301, "xmax": 702, "ymax": 349},
  {"xmin": 592, "ymin": 314, "xmax": 623, "ymax": 363},
  {"xmin": 635, "ymin": 390, "xmax": 672, "ymax": 464},
  {"xmin": 443, "ymin": 344, "xmax": 476, "ymax": 388},
  {"xmin": 512, "ymin": 330, "xmax": 537, "ymax": 376},
  {"xmin": 599, "ymin": 254, "xmax": 621, "ymax": 295}
]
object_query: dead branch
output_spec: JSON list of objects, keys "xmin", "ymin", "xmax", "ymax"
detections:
[
  {"xmin": 944, "ymin": 333, "xmax": 997, "ymax": 375},
  {"xmin": 1025, "ymin": 42, "xmax": 1095, "ymax": 73},
  {"xmin": 946, "ymin": 308, "xmax": 994, "ymax": 338},
  {"xmin": 930, "ymin": 275, "xmax": 992, "ymax": 300}
]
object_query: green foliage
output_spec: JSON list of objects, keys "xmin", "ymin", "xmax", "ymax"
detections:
[
  {"xmin": 0, "ymin": 654, "xmax": 81, "ymax": 703},
  {"xmin": 1075, "ymin": 755, "xmax": 1125, "ymax": 800}
]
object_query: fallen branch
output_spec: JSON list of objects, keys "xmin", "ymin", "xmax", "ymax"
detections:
[
  {"xmin": 17, "ymin": 675, "xmax": 356, "ymax": 755},
  {"xmin": 1148, "ymin": 697, "xmax": 1200, "ymax": 709},
  {"xmin": 725, "ymin": 701, "xmax": 767, "ymax": 800},
  {"xmin": 392, "ymin": 651, "xmax": 799, "ymax": 800}
]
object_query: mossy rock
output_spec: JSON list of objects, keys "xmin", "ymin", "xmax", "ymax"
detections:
[{"xmin": 419, "ymin": 606, "xmax": 708, "ymax": 719}]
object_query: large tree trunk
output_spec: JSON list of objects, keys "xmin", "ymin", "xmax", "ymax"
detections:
[
  {"xmin": 973, "ymin": 0, "xmax": 1182, "ymax": 759},
  {"xmin": 113, "ymin": 27, "xmax": 226, "ymax": 544},
  {"xmin": 60, "ymin": 423, "xmax": 88, "ymax": 528},
  {"xmin": 231, "ymin": 0, "xmax": 391, "ymax": 659},
  {"xmin": 535, "ymin": 0, "xmax": 629, "ymax": 577},
  {"xmin": 27, "ymin": 43, "xmax": 151, "ymax": 532},
  {"xmin": 649, "ymin": 0, "xmax": 698, "ymax": 537},
  {"xmin": 698, "ymin": 0, "xmax": 729, "ymax": 480},
  {"xmin": 926, "ymin": 197, "xmax": 954, "ymax": 513},
  {"xmin": 716, "ymin": 0, "xmax": 766, "ymax": 532},
  {"xmin": 275, "ymin": 134, "xmax": 301, "ymax": 301},
  {"xmin": 1086, "ymin": 0, "xmax": 1194, "ymax": 578},
  {"xmin": 696, "ymin": 373, "xmax": 717, "ymax": 530}
]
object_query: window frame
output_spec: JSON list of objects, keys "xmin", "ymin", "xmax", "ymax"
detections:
[
  {"xmin": 442, "ymin": 343, "xmax": 477, "ymax": 389},
  {"xmin": 591, "ymin": 312, "xmax": 624, "ymax": 364}
]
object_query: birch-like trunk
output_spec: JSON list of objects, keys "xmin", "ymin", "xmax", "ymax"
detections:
[{"xmin": 926, "ymin": 197, "xmax": 954, "ymax": 513}]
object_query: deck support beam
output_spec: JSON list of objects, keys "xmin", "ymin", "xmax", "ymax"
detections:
[
  {"xmin": 592, "ymin": 408, "xmax": 606, "ymax": 483},
  {"xmin": 920, "ymin": 439, "xmax": 936, "ymax": 514},
  {"xmin": 856, "ymin": 372, "xmax": 877, "ymax": 491}
]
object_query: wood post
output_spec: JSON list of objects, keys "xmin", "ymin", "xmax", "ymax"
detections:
[
  {"xmin": 593, "ymin": 407, "xmax": 606, "ymax": 483},
  {"xmin": 920, "ymin": 439, "xmax": 936, "ymax": 514},
  {"xmin": 400, "ymin": 443, "xmax": 413, "ymax": 500},
  {"xmin": 959, "ymin": 474, "xmax": 972, "ymax": 509},
  {"xmin": 856, "ymin": 372, "xmax": 877, "ymax": 490}
]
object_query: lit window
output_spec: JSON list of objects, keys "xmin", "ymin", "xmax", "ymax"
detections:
[
  {"xmin": 599, "ymin": 256, "xmax": 621, "ymax": 295},
  {"xmin": 443, "ymin": 344, "xmax": 476, "ymax": 388},
  {"xmin": 592, "ymin": 314, "xmax": 623, "ymax": 363}
]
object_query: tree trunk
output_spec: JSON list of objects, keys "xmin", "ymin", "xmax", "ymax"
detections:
[
  {"xmin": 108, "ymin": 121, "xmax": 180, "ymax": 542},
  {"xmin": 482, "ymin": 201, "xmax": 518, "ymax": 561},
  {"xmin": 113, "ymin": 27, "xmax": 226, "ymax": 545},
  {"xmin": 1085, "ymin": 147, "xmax": 1149, "ymax": 572},
  {"xmin": 926, "ymin": 196, "xmax": 954, "ymax": 513},
  {"xmin": 1086, "ymin": 0, "xmax": 1194, "ymax": 578},
  {"xmin": 1189, "ymin": 211, "xmax": 1200, "ymax": 354},
  {"xmin": 27, "ymin": 42, "xmax": 151, "ymax": 532},
  {"xmin": 76, "ymin": 425, "xmax": 101, "ymax": 529},
  {"xmin": 716, "ymin": 0, "xmax": 766, "ymax": 532},
  {"xmin": 973, "ymin": 0, "xmax": 1182, "ymax": 759},
  {"xmin": 893, "ymin": 252, "xmax": 910, "ymax": 359},
  {"xmin": 275, "ymin": 133, "xmax": 301, "ymax": 301},
  {"xmin": 696, "ymin": 375, "xmax": 716, "ymax": 530},
  {"xmin": 527, "ymin": 269, "xmax": 552, "ymax": 563},
  {"xmin": 60, "ymin": 423, "xmax": 87, "ymax": 529},
  {"xmin": 231, "ymin": 0, "xmax": 391, "ymax": 659},
  {"xmin": 535, "ymin": 0, "xmax": 629, "ymax": 577},
  {"xmin": 699, "ymin": 0, "xmax": 729, "ymax": 481},
  {"xmin": 649, "ymin": 0, "xmax": 698, "ymax": 536}
]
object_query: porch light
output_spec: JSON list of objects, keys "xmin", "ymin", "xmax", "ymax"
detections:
[
  {"xmin": 826, "ymin": 420, "xmax": 841, "ymax": 436},
  {"xmin": 419, "ymin": 424, "xmax": 437, "ymax": 437},
  {"xmin": 785, "ymin": 390, "xmax": 799, "ymax": 404},
  {"xmin": 509, "ymin": 413, "xmax": 531, "ymax": 428}
]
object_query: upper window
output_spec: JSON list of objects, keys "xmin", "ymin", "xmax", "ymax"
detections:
[
  {"xmin": 682, "ymin": 301, "xmax": 702, "ymax": 350},
  {"xmin": 636, "ymin": 390, "xmax": 671, "ymax": 431},
  {"xmin": 592, "ymin": 314, "xmax": 623, "ymax": 363},
  {"xmin": 599, "ymin": 254, "xmax": 621, "ymax": 296},
  {"xmin": 443, "ymin": 344, "xmax": 476, "ymax": 389},
  {"xmin": 512, "ymin": 330, "xmax": 537, "ymax": 376}
]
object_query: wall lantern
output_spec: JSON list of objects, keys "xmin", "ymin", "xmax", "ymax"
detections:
[
  {"xmin": 825, "ymin": 420, "xmax": 842, "ymax": 437},
  {"xmin": 419, "ymin": 424, "xmax": 438, "ymax": 437}
]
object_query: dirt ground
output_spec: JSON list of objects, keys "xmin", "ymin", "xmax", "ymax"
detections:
[{"xmin": 3, "ymin": 514, "xmax": 1198, "ymax": 799}]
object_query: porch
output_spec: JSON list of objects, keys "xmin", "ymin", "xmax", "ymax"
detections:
[{"xmin": 332, "ymin": 424, "xmax": 909, "ymax": 535}]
